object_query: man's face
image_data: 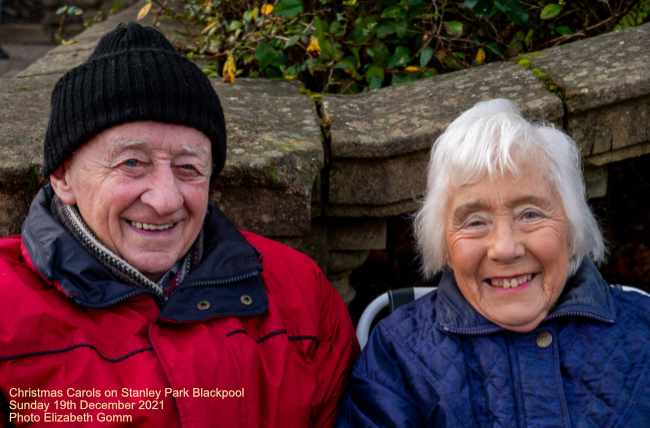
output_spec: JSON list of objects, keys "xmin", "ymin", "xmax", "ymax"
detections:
[{"xmin": 51, "ymin": 121, "xmax": 212, "ymax": 280}]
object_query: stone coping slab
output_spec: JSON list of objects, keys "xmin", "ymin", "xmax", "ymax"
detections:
[
  {"xmin": 323, "ymin": 61, "xmax": 563, "ymax": 160},
  {"xmin": 529, "ymin": 23, "xmax": 650, "ymax": 113}
]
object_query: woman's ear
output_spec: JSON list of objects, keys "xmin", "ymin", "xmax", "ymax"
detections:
[{"xmin": 49, "ymin": 162, "xmax": 77, "ymax": 205}]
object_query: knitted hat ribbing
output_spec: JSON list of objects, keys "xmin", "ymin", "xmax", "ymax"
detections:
[{"xmin": 43, "ymin": 22, "xmax": 226, "ymax": 178}]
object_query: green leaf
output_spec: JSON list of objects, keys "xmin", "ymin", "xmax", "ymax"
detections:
[
  {"xmin": 274, "ymin": 0, "xmax": 304, "ymax": 17},
  {"xmin": 540, "ymin": 4, "xmax": 563, "ymax": 20},
  {"xmin": 381, "ymin": 6, "xmax": 406, "ymax": 20},
  {"xmin": 391, "ymin": 73, "xmax": 418, "ymax": 86},
  {"xmin": 313, "ymin": 16, "xmax": 329, "ymax": 36},
  {"xmin": 255, "ymin": 42, "xmax": 285, "ymax": 71},
  {"xmin": 351, "ymin": 16, "xmax": 377, "ymax": 44},
  {"xmin": 444, "ymin": 21, "xmax": 463, "ymax": 37},
  {"xmin": 318, "ymin": 37, "xmax": 332, "ymax": 59},
  {"xmin": 408, "ymin": 0, "xmax": 425, "ymax": 6},
  {"xmin": 284, "ymin": 35, "xmax": 300, "ymax": 48},
  {"xmin": 335, "ymin": 56, "xmax": 358, "ymax": 77},
  {"xmin": 419, "ymin": 47, "xmax": 434, "ymax": 67},
  {"xmin": 376, "ymin": 23, "xmax": 397, "ymax": 38},
  {"xmin": 330, "ymin": 20, "xmax": 346, "ymax": 37},
  {"xmin": 495, "ymin": 0, "xmax": 528, "ymax": 26},
  {"xmin": 365, "ymin": 65, "xmax": 384, "ymax": 89},
  {"xmin": 464, "ymin": 0, "xmax": 494, "ymax": 16},
  {"xmin": 366, "ymin": 42, "xmax": 390, "ymax": 66},
  {"xmin": 485, "ymin": 42, "xmax": 504, "ymax": 58},
  {"xmin": 227, "ymin": 20, "xmax": 242, "ymax": 32},
  {"xmin": 394, "ymin": 21, "xmax": 408, "ymax": 38},
  {"xmin": 68, "ymin": 6, "xmax": 84, "ymax": 16},
  {"xmin": 387, "ymin": 46, "xmax": 411, "ymax": 68},
  {"xmin": 554, "ymin": 25, "xmax": 572, "ymax": 36},
  {"xmin": 243, "ymin": 8, "xmax": 258, "ymax": 23}
]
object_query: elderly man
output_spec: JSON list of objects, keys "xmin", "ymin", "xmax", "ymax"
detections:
[{"xmin": 0, "ymin": 22, "xmax": 358, "ymax": 427}]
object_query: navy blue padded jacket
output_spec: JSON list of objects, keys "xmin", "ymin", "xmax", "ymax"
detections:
[{"xmin": 337, "ymin": 260, "xmax": 650, "ymax": 427}]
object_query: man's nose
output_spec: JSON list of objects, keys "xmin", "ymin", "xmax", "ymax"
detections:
[
  {"xmin": 140, "ymin": 165, "xmax": 183, "ymax": 215},
  {"xmin": 487, "ymin": 219, "xmax": 525, "ymax": 262}
]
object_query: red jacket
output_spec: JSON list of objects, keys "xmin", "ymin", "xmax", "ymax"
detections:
[{"xmin": 0, "ymin": 187, "xmax": 359, "ymax": 427}]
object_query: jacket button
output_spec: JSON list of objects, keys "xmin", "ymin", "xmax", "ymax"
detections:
[
  {"xmin": 240, "ymin": 294, "xmax": 253, "ymax": 306},
  {"xmin": 536, "ymin": 331, "xmax": 553, "ymax": 348},
  {"xmin": 196, "ymin": 300, "xmax": 211, "ymax": 311}
]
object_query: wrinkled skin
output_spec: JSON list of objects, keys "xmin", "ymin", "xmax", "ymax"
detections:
[
  {"xmin": 445, "ymin": 165, "xmax": 570, "ymax": 332},
  {"xmin": 50, "ymin": 121, "xmax": 212, "ymax": 280}
]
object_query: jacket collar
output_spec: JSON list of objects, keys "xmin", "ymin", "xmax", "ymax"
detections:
[
  {"xmin": 21, "ymin": 186, "xmax": 268, "ymax": 322},
  {"xmin": 434, "ymin": 259, "xmax": 616, "ymax": 335}
]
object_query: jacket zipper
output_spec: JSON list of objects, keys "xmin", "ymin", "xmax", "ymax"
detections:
[
  {"xmin": 440, "ymin": 310, "xmax": 614, "ymax": 336},
  {"xmin": 439, "ymin": 325, "xmax": 501, "ymax": 336},
  {"xmin": 185, "ymin": 270, "xmax": 260, "ymax": 288},
  {"xmin": 545, "ymin": 311, "xmax": 614, "ymax": 323}
]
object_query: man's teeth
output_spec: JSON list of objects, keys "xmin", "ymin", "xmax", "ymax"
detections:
[
  {"xmin": 490, "ymin": 274, "xmax": 533, "ymax": 289},
  {"xmin": 130, "ymin": 221, "xmax": 174, "ymax": 231}
]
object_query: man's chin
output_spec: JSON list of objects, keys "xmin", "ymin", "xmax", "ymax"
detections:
[{"xmin": 126, "ymin": 255, "xmax": 177, "ymax": 280}]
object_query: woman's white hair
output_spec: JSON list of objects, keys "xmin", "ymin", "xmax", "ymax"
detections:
[{"xmin": 414, "ymin": 98, "xmax": 605, "ymax": 278}]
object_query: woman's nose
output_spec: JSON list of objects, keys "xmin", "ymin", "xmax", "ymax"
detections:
[{"xmin": 487, "ymin": 219, "xmax": 525, "ymax": 262}]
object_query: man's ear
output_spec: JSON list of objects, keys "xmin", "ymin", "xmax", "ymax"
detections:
[{"xmin": 49, "ymin": 162, "xmax": 77, "ymax": 205}]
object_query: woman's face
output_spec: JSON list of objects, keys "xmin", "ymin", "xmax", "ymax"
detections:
[{"xmin": 444, "ymin": 164, "xmax": 571, "ymax": 332}]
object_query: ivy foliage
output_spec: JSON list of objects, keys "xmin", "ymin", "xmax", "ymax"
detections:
[{"xmin": 144, "ymin": 0, "xmax": 647, "ymax": 93}]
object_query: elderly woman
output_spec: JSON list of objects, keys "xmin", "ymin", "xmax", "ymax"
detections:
[{"xmin": 336, "ymin": 99, "xmax": 650, "ymax": 427}]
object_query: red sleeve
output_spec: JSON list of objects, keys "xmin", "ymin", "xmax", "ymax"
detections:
[{"xmin": 310, "ymin": 269, "xmax": 360, "ymax": 428}]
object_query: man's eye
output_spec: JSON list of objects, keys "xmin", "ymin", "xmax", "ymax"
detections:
[
  {"xmin": 123, "ymin": 159, "xmax": 142, "ymax": 168},
  {"xmin": 175, "ymin": 164, "xmax": 203, "ymax": 177}
]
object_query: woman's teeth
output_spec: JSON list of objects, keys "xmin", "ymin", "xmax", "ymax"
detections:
[
  {"xmin": 490, "ymin": 274, "xmax": 533, "ymax": 289},
  {"xmin": 130, "ymin": 221, "xmax": 174, "ymax": 231}
]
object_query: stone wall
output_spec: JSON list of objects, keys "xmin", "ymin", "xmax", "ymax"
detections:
[{"xmin": 1, "ymin": 3, "xmax": 649, "ymax": 302}]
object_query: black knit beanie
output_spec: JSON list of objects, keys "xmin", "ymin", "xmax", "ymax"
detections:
[{"xmin": 43, "ymin": 22, "xmax": 226, "ymax": 179}]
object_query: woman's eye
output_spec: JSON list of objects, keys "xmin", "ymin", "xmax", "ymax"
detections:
[{"xmin": 463, "ymin": 217, "xmax": 487, "ymax": 229}]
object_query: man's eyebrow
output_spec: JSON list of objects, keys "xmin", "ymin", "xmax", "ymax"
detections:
[
  {"xmin": 179, "ymin": 144, "xmax": 210, "ymax": 158},
  {"xmin": 106, "ymin": 139, "xmax": 149, "ymax": 159},
  {"xmin": 105, "ymin": 140, "xmax": 210, "ymax": 159}
]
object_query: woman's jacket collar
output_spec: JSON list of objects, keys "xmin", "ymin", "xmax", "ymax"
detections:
[
  {"xmin": 434, "ymin": 260, "xmax": 617, "ymax": 335},
  {"xmin": 21, "ymin": 185, "xmax": 267, "ymax": 323}
]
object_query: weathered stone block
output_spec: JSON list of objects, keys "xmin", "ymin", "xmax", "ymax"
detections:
[
  {"xmin": 328, "ymin": 250, "xmax": 370, "ymax": 274},
  {"xmin": 214, "ymin": 79, "xmax": 323, "ymax": 237},
  {"xmin": 529, "ymin": 23, "xmax": 650, "ymax": 114},
  {"xmin": 16, "ymin": 45, "xmax": 92, "ymax": 78},
  {"xmin": 324, "ymin": 61, "xmax": 563, "ymax": 159},
  {"xmin": 329, "ymin": 151, "xmax": 428, "ymax": 206},
  {"xmin": 326, "ymin": 218, "xmax": 386, "ymax": 251},
  {"xmin": 584, "ymin": 164, "xmax": 608, "ymax": 199},
  {"xmin": 568, "ymin": 97, "xmax": 650, "ymax": 156}
]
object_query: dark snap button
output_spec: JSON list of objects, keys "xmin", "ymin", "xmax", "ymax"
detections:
[
  {"xmin": 196, "ymin": 300, "xmax": 211, "ymax": 311},
  {"xmin": 240, "ymin": 294, "xmax": 253, "ymax": 306}
]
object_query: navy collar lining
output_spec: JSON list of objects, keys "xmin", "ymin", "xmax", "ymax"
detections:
[
  {"xmin": 21, "ymin": 186, "xmax": 267, "ymax": 321},
  {"xmin": 434, "ymin": 259, "xmax": 616, "ymax": 335}
]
